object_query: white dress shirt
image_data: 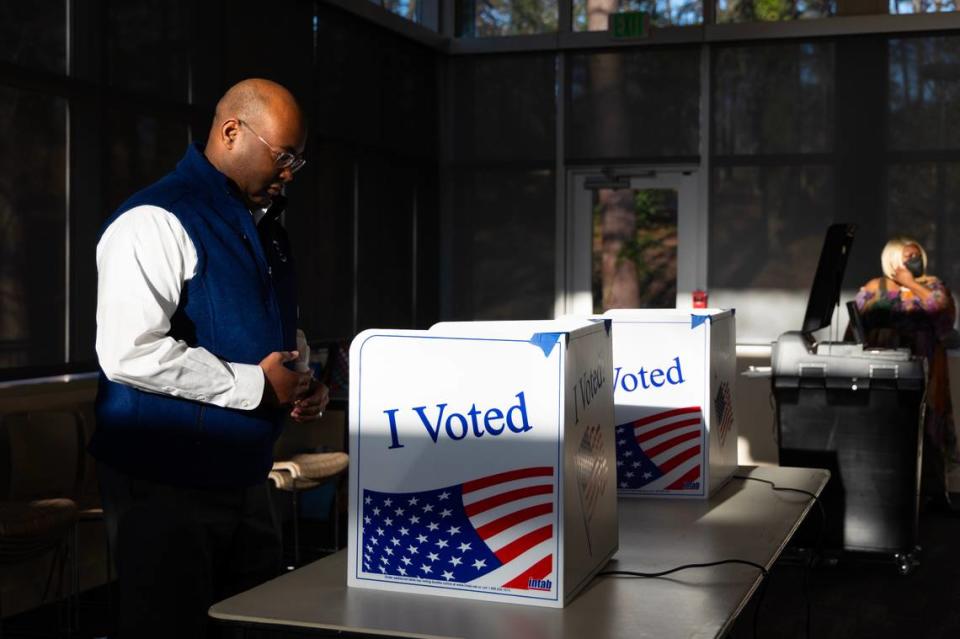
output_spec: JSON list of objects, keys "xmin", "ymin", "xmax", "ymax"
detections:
[{"xmin": 96, "ymin": 205, "xmax": 307, "ymax": 410}]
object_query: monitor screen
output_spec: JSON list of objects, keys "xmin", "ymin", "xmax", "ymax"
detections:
[
  {"xmin": 802, "ymin": 223, "xmax": 857, "ymax": 335},
  {"xmin": 846, "ymin": 300, "xmax": 866, "ymax": 344}
]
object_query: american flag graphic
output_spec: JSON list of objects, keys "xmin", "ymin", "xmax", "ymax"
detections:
[
  {"xmin": 576, "ymin": 423, "xmax": 607, "ymax": 556},
  {"xmin": 714, "ymin": 381, "xmax": 734, "ymax": 448},
  {"xmin": 359, "ymin": 467, "xmax": 556, "ymax": 592},
  {"xmin": 615, "ymin": 406, "xmax": 704, "ymax": 491}
]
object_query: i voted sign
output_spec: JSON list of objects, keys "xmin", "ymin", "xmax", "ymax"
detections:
[
  {"xmin": 598, "ymin": 309, "xmax": 739, "ymax": 499},
  {"xmin": 383, "ymin": 391, "xmax": 534, "ymax": 449},
  {"xmin": 347, "ymin": 321, "xmax": 618, "ymax": 608},
  {"xmin": 613, "ymin": 356, "xmax": 685, "ymax": 392}
]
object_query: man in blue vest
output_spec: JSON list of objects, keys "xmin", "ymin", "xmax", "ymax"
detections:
[{"xmin": 92, "ymin": 78, "xmax": 328, "ymax": 638}]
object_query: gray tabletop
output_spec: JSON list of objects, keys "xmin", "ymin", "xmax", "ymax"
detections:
[{"xmin": 210, "ymin": 465, "xmax": 828, "ymax": 639}]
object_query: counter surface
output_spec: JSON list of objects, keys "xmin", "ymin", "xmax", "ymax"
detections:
[{"xmin": 210, "ymin": 465, "xmax": 828, "ymax": 639}]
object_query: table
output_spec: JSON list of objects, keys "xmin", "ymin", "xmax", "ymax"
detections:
[{"xmin": 210, "ymin": 465, "xmax": 828, "ymax": 639}]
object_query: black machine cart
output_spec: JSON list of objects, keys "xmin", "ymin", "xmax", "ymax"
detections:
[{"xmin": 771, "ymin": 224, "xmax": 925, "ymax": 574}]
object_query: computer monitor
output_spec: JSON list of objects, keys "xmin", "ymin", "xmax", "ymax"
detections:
[
  {"xmin": 802, "ymin": 223, "xmax": 857, "ymax": 336},
  {"xmin": 846, "ymin": 300, "xmax": 866, "ymax": 344}
]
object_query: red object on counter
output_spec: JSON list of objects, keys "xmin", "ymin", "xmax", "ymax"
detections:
[{"xmin": 692, "ymin": 290, "xmax": 708, "ymax": 308}]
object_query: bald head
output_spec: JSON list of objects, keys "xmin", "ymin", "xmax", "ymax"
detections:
[
  {"xmin": 204, "ymin": 78, "xmax": 307, "ymax": 208},
  {"xmin": 212, "ymin": 78, "xmax": 303, "ymax": 131}
]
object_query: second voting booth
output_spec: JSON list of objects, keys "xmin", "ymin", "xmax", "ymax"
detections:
[
  {"xmin": 347, "ymin": 319, "xmax": 618, "ymax": 608},
  {"xmin": 598, "ymin": 309, "xmax": 739, "ymax": 499}
]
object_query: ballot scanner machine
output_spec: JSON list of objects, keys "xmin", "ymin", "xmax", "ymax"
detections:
[{"xmin": 771, "ymin": 224, "xmax": 925, "ymax": 573}]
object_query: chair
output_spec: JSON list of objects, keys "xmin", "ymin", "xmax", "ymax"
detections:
[
  {"xmin": 0, "ymin": 410, "xmax": 87, "ymax": 635},
  {"xmin": 269, "ymin": 452, "xmax": 348, "ymax": 567}
]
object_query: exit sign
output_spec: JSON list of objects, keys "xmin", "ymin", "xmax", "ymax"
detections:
[{"xmin": 609, "ymin": 12, "xmax": 649, "ymax": 39}]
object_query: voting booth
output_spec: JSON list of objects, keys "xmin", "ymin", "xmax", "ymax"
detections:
[
  {"xmin": 598, "ymin": 309, "xmax": 739, "ymax": 499},
  {"xmin": 347, "ymin": 319, "xmax": 618, "ymax": 608}
]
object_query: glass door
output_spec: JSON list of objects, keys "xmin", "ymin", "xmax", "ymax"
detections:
[
  {"xmin": 558, "ymin": 168, "xmax": 704, "ymax": 316},
  {"xmin": 592, "ymin": 185, "xmax": 678, "ymax": 311}
]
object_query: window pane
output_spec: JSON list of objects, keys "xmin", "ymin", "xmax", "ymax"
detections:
[
  {"xmin": 378, "ymin": 0, "xmax": 439, "ymax": 29},
  {"xmin": 381, "ymin": 36, "xmax": 439, "ymax": 157},
  {"xmin": 592, "ymin": 187, "xmax": 678, "ymax": 312},
  {"xmin": 713, "ymin": 42, "xmax": 834, "ymax": 155},
  {"xmin": 573, "ymin": 0, "xmax": 702, "ymax": 29},
  {"xmin": 315, "ymin": 6, "xmax": 388, "ymax": 148},
  {"xmin": 0, "ymin": 1, "xmax": 66, "ymax": 73},
  {"xmin": 887, "ymin": 162, "xmax": 960, "ymax": 291},
  {"xmin": 890, "ymin": 0, "xmax": 958, "ymax": 14},
  {"xmin": 444, "ymin": 168, "xmax": 555, "ymax": 320},
  {"xmin": 0, "ymin": 88, "xmax": 66, "ymax": 369},
  {"xmin": 288, "ymin": 142, "xmax": 356, "ymax": 340},
  {"xmin": 106, "ymin": 0, "xmax": 190, "ymax": 98},
  {"xmin": 710, "ymin": 165, "xmax": 835, "ymax": 289},
  {"xmin": 567, "ymin": 47, "xmax": 700, "ymax": 160},
  {"xmin": 450, "ymin": 54, "xmax": 556, "ymax": 163},
  {"xmin": 888, "ymin": 36, "xmax": 960, "ymax": 151},
  {"xmin": 382, "ymin": 0, "xmax": 420, "ymax": 20},
  {"xmin": 105, "ymin": 113, "xmax": 188, "ymax": 212},
  {"xmin": 709, "ymin": 165, "xmax": 834, "ymax": 340},
  {"xmin": 315, "ymin": 4, "xmax": 437, "ymax": 154},
  {"xmin": 357, "ymin": 159, "xmax": 416, "ymax": 331},
  {"xmin": 716, "ymin": 0, "xmax": 835, "ymax": 22},
  {"xmin": 456, "ymin": 0, "xmax": 558, "ymax": 37}
]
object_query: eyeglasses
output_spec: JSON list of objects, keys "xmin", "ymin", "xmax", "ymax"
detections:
[{"xmin": 238, "ymin": 119, "xmax": 306, "ymax": 173}]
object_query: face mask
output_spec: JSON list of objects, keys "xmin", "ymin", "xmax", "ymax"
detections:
[{"xmin": 904, "ymin": 256, "xmax": 924, "ymax": 278}]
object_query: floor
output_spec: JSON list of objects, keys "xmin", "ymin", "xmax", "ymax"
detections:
[
  {"xmin": 4, "ymin": 509, "xmax": 959, "ymax": 638},
  {"xmin": 0, "ymin": 516, "xmax": 340, "ymax": 639},
  {"xmin": 729, "ymin": 505, "xmax": 960, "ymax": 638}
]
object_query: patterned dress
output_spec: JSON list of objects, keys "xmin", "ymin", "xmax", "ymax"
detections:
[{"xmin": 855, "ymin": 276, "xmax": 958, "ymax": 495}]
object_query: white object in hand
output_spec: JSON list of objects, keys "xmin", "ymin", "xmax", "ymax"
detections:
[{"xmin": 295, "ymin": 329, "xmax": 311, "ymax": 373}]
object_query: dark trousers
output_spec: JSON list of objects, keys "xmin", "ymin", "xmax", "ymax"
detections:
[{"xmin": 97, "ymin": 462, "xmax": 282, "ymax": 639}]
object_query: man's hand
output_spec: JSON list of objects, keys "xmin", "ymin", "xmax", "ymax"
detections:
[
  {"xmin": 291, "ymin": 380, "xmax": 330, "ymax": 422},
  {"xmin": 259, "ymin": 351, "xmax": 312, "ymax": 407}
]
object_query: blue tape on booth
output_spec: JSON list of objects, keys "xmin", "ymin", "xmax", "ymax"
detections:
[{"xmin": 529, "ymin": 332, "xmax": 564, "ymax": 357}]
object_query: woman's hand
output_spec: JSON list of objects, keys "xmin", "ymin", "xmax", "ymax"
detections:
[
  {"xmin": 893, "ymin": 267, "xmax": 932, "ymax": 302},
  {"xmin": 892, "ymin": 266, "xmax": 916, "ymax": 288}
]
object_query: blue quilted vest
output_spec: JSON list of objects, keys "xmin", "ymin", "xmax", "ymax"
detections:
[{"xmin": 91, "ymin": 143, "xmax": 299, "ymax": 488}]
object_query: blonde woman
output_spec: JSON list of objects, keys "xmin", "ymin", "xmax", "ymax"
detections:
[{"xmin": 855, "ymin": 236, "xmax": 957, "ymax": 506}]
